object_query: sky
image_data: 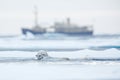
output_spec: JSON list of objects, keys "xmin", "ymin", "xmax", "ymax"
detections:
[{"xmin": 0, "ymin": 0, "xmax": 120, "ymax": 35}]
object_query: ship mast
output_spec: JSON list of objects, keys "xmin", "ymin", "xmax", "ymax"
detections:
[
  {"xmin": 67, "ymin": 18, "xmax": 70, "ymax": 25},
  {"xmin": 34, "ymin": 6, "xmax": 39, "ymax": 27}
]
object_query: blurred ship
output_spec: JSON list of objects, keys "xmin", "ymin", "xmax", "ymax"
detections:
[{"xmin": 22, "ymin": 7, "xmax": 93, "ymax": 36}]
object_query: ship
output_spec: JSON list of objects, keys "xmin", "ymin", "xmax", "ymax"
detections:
[{"xmin": 22, "ymin": 7, "xmax": 93, "ymax": 36}]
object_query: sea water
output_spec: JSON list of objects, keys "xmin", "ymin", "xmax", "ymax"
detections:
[{"xmin": 0, "ymin": 34, "xmax": 120, "ymax": 80}]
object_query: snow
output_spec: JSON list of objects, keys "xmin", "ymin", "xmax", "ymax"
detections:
[
  {"xmin": 0, "ymin": 63, "xmax": 120, "ymax": 80},
  {"xmin": 0, "ymin": 35, "xmax": 120, "ymax": 80},
  {"xmin": 0, "ymin": 48, "xmax": 120, "ymax": 59},
  {"xmin": 0, "ymin": 48, "xmax": 120, "ymax": 62},
  {"xmin": 49, "ymin": 48, "xmax": 120, "ymax": 59},
  {"xmin": 0, "ymin": 36, "xmax": 120, "ymax": 51},
  {"xmin": 0, "ymin": 49, "xmax": 120, "ymax": 80}
]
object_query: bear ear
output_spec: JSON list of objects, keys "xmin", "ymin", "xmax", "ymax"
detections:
[
  {"xmin": 38, "ymin": 50, "xmax": 46, "ymax": 53},
  {"xmin": 38, "ymin": 50, "xmax": 42, "ymax": 53}
]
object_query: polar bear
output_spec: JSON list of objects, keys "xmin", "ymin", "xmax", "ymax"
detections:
[{"xmin": 36, "ymin": 50, "xmax": 48, "ymax": 60}]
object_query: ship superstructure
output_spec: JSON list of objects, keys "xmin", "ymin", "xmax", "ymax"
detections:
[{"xmin": 49, "ymin": 18, "xmax": 93, "ymax": 36}]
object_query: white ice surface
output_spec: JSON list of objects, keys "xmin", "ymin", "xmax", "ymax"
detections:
[
  {"xmin": 0, "ymin": 48, "xmax": 120, "ymax": 59},
  {"xmin": 0, "ymin": 37, "xmax": 120, "ymax": 50},
  {"xmin": 0, "ymin": 63, "xmax": 120, "ymax": 80},
  {"xmin": 0, "ymin": 49, "xmax": 120, "ymax": 80},
  {"xmin": 49, "ymin": 48, "xmax": 120, "ymax": 59}
]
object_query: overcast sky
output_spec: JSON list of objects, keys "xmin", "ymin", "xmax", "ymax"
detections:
[{"xmin": 0, "ymin": 0, "xmax": 120, "ymax": 35}]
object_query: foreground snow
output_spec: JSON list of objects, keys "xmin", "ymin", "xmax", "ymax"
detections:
[{"xmin": 0, "ymin": 63, "xmax": 120, "ymax": 80}]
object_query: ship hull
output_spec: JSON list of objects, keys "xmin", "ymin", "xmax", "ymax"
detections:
[
  {"xmin": 22, "ymin": 28, "xmax": 93, "ymax": 36},
  {"xmin": 56, "ymin": 32, "xmax": 93, "ymax": 36},
  {"xmin": 22, "ymin": 28, "xmax": 45, "ymax": 35}
]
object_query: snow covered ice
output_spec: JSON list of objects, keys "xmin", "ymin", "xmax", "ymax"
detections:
[
  {"xmin": 0, "ymin": 35, "xmax": 120, "ymax": 80},
  {"xmin": 0, "ymin": 49, "xmax": 120, "ymax": 80}
]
